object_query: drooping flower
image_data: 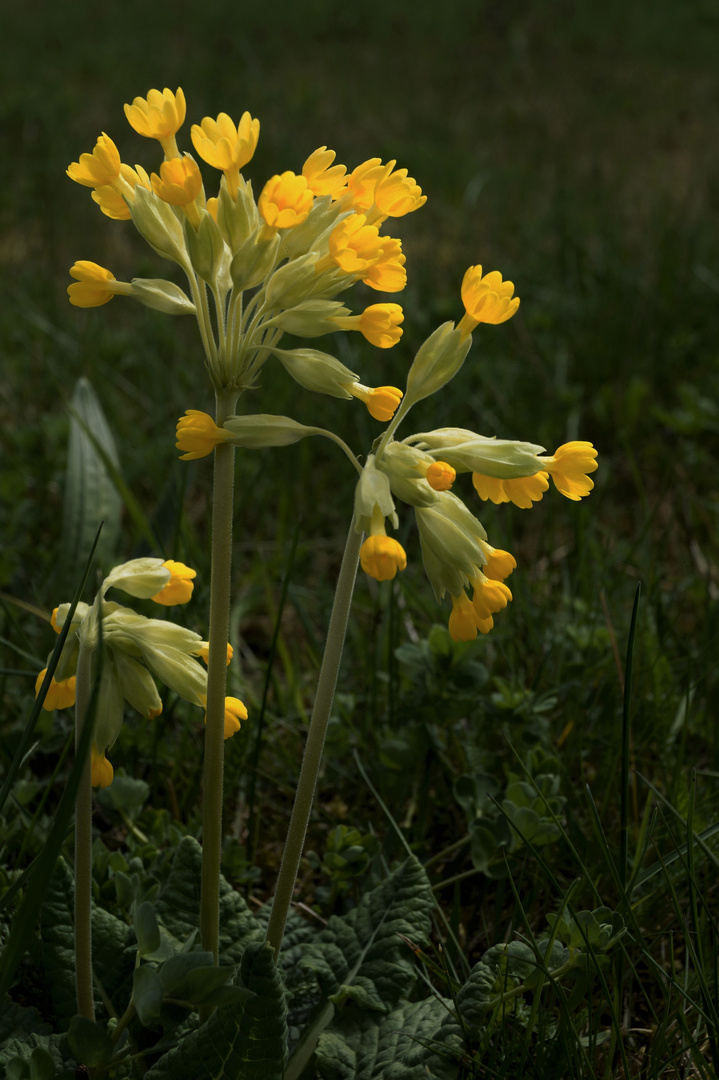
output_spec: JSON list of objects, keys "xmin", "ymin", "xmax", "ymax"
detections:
[
  {"xmin": 539, "ymin": 442, "xmax": 598, "ymax": 500},
  {"xmin": 258, "ymin": 172, "xmax": 314, "ymax": 231},
  {"xmin": 91, "ymin": 748, "xmax": 114, "ymax": 788},
  {"xmin": 472, "ymin": 471, "xmax": 549, "ymax": 508},
  {"xmin": 124, "ymin": 87, "xmax": 186, "ymax": 158},
  {"xmin": 67, "ymin": 133, "xmax": 122, "ymax": 188},
  {"xmin": 191, "ymin": 111, "xmax": 260, "ymax": 197},
  {"xmin": 360, "ymin": 535, "xmax": 408, "ymax": 581},
  {"xmin": 472, "ymin": 576, "xmax": 512, "ymax": 621},
  {"xmin": 348, "ymin": 384, "xmax": 404, "ymax": 422},
  {"xmin": 448, "ymin": 593, "xmax": 492, "ymax": 641},
  {"xmin": 151, "ymin": 561, "xmax": 197, "ymax": 606},
  {"xmin": 201, "ymin": 695, "xmax": 247, "ymax": 739},
  {"xmin": 195, "ymin": 642, "xmax": 234, "ymax": 666},
  {"xmin": 35, "ymin": 669, "xmax": 77, "ymax": 711},
  {"xmin": 458, "ymin": 266, "xmax": 520, "ymax": 339},
  {"xmin": 176, "ymin": 410, "xmax": 232, "ymax": 459},
  {"xmin": 331, "ymin": 303, "xmax": 404, "ymax": 348}
]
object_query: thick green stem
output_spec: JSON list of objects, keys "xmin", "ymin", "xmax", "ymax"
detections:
[
  {"xmin": 265, "ymin": 518, "xmax": 363, "ymax": 960},
  {"xmin": 74, "ymin": 640, "xmax": 95, "ymax": 1020},
  {"xmin": 200, "ymin": 388, "xmax": 238, "ymax": 963}
]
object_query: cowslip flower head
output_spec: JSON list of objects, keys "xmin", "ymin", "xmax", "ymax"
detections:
[
  {"xmin": 35, "ymin": 669, "xmax": 77, "ymax": 711},
  {"xmin": 176, "ymin": 410, "xmax": 232, "ymax": 459},
  {"xmin": 258, "ymin": 172, "xmax": 314, "ymax": 232},
  {"xmin": 67, "ymin": 133, "xmax": 122, "ymax": 188},
  {"xmin": 540, "ymin": 442, "xmax": 598, "ymax": 500},
  {"xmin": 191, "ymin": 111, "xmax": 259, "ymax": 197},
  {"xmin": 458, "ymin": 266, "xmax": 520, "ymax": 339},
  {"xmin": 124, "ymin": 87, "xmax": 186, "ymax": 158},
  {"xmin": 151, "ymin": 560, "xmax": 197, "ymax": 605},
  {"xmin": 67, "ymin": 262, "xmax": 130, "ymax": 308},
  {"xmin": 348, "ymin": 384, "xmax": 404, "ymax": 422},
  {"xmin": 472, "ymin": 471, "xmax": 549, "ymax": 509},
  {"xmin": 302, "ymin": 146, "xmax": 347, "ymax": 199},
  {"xmin": 331, "ymin": 303, "xmax": 404, "ymax": 348}
]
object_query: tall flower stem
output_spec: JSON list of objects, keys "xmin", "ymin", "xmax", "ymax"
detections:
[
  {"xmin": 265, "ymin": 518, "xmax": 363, "ymax": 960},
  {"xmin": 200, "ymin": 388, "xmax": 238, "ymax": 963},
  {"xmin": 74, "ymin": 640, "xmax": 95, "ymax": 1020}
]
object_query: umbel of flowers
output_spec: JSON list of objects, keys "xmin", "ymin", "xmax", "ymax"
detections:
[
  {"xmin": 177, "ymin": 262, "xmax": 598, "ymax": 644},
  {"xmin": 66, "ymin": 86, "xmax": 423, "ymax": 409},
  {"xmin": 35, "ymin": 557, "xmax": 245, "ymax": 786}
]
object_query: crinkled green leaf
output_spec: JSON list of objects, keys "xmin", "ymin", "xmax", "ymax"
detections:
[
  {"xmin": 27, "ymin": 1046, "xmax": 56, "ymax": 1080},
  {"xmin": 145, "ymin": 941, "xmax": 286, "ymax": 1080},
  {"xmin": 0, "ymin": 1035, "xmax": 65, "ymax": 1075},
  {"xmin": 159, "ymin": 951, "xmax": 215, "ymax": 996},
  {"xmin": 39, "ymin": 858, "xmax": 76, "ymax": 1026},
  {"xmin": 155, "ymin": 837, "xmax": 262, "ymax": 963},
  {"xmin": 134, "ymin": 900, "xmax": 161, "ymax": 957},
  {"xmin": 91, "ymin": 903, "xmax": 135, "ymax": 1009},
  {"xmin": 0, "ymin": 997, "xmax": 52, "ymax": 1043}
]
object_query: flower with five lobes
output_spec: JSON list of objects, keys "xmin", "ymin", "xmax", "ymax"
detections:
[
  {"xmin": 331, "ymin": 303, "xmax": 404, "ymax": 348},
  {"xmin": 67, "ymin": 262, "xmax": 131, "ymax": 307},
  {"xmin": 35, "ymin": 557, "xmax": 247, "ymax": 784},
  {"xmin": 125, "ymin": 87, "xmax": 186, "ymax": 157},
  {"xmin": 191, "ymin": 111, "xmax": 260, "ymax": 197},
  {"xmin": 302, "ymin": 146, "xmax": 347, "ymax": 199},
  {"xmin": 67, "ymin": 133, "xmax": 122, "ymax": 188},
  {"xmin": 457, "ymin": 266, "xmax": 520, "ymax": 339},
  {"xmin": 259, "ymin": 172, "xmax": 314, "ymax": 231}
]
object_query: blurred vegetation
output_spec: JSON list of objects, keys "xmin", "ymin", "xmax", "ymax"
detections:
[{"xmin": 1, "ymin": 0, "xmax": 719, "ymax": 1073}]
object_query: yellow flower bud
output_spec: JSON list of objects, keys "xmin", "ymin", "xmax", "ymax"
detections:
[
  {"xmin": 176, "ymin": 410, "xmax": 231, "ymax": 460},
  {"xmin": 425, "ymin": 461, "xmax": 456, "ymax": 492},
  {"xmin": 67, "ymin": 262, "xmax": 129, "ymax": 308},
  {"xmin": 151, "ymin": 155, "xmax": 204, "ymax": 225},
  {"xmin": 348, "ymin": 384, "xmax": 403, "ymax": 422},
  {"xmin": 331, "ymin": 303, "xmax": 404, "ymax": 348},
  {"xmin": 448, "ymin": 593, "xmax": 492, "ymax": 642},
  {"xmin": 360, "ymin": 535, "xmax": 407, "ymax": 582},
  {"xmin": 151, "ymin": 561, "xmax": 197, "ymax": 606}
]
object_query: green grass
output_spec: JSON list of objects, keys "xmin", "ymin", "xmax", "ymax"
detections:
[{"xmin": 2, "ymin": 0, "xmax": 719, "ymax": 1074}]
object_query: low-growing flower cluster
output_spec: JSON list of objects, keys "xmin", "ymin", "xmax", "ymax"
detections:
[{"xmin": 36, "ymin": 558, "xmax": 245, "ymax": 786}]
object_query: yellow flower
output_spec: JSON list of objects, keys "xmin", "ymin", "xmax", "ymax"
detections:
[
  {"xmin": 316, "ymin": 214, "xmax": 384, "ymax": 275},
  {"xmin": 302, "ymin": 146, "xmax": 347, "ymax": 199},
  {"xmin": 151, "ymin": 155, "xmax": 204, "ymax": 224},
  {"xmin": 472, "ymin": 576, "xmax": 512, "ymax": 621},
  {"xmin": 91, "ymin": 747, "xmax": 114, "ymax": 788},
  {"xmin": 258, "ymin": 172, "xmax": 314, "ymax": 231},
  {"xmin": 191, "ymin": 111, "xmax": 259, "ymax": 197},
  {"xmin": 345, "ymin": 158, "xmax": 385, "ymax": 211},
  {"xmin": 35, "ymin": 669, "xmax": 77, "ymax": 711},
  {"xmin": 448, "ymin": 593, "xmax": 492, "ymax": 641},
  {"xmin": 371, "ymin": 163, "xmax": 427, "ymax": 220},
  {"xmin": 222, "ymin": 697, "xmax": 247, "ymax": 739},
  {"xmin": 480, "ymin": 544, "xmax": 516, "ymax": 581},
  {"xmin": 151, "ymin": 560, "xmax": 197, "ymax": 606},
  {"xmin": 195, "ymin": 642, "xmax": 234, "ymax": 666},
  {"xmin": 202, "ymin": 695, "xmax": 247, "ymax": 739},
  {"xmin": 362, "ymin": 237, "xmax": 406, "ymax": 292},
  {"xmin": 124, "ymin": 87, "xmax": 186, "ymax": 157},
  {"xmin": 331, "ymin": 303, "xmax": 404, "ymax": 348},
  {"xmin": 91, "ymin": 163, "xmax": 152, "ymax": 220},
  {"xmin": 425, "ymin": 461, "xmax": 456, "ymax": 492},
  {"xmin": 50, "ymin": 608, "xmax": 62, "ymax": 634},
  {"xmin": 540, "ymin": 442, "xmax": 598, "ymax": 500},
  {"xmin": 349, "ymin": 384, "xmax": 403, "ymax": 421},
  {"xmin": 360, "ymin": 535, "xmax": 407, "ymax": 581},
  {"xmin": 67, "ymin": 261, "xmax": 124, "ymax": 308},
  {"xmin": 176, "ymin": 410, "xmax": 231, "ymax": 460},
  {"xmin": 67, "ymin": 133, "xmax": 122, "ymax": 188},
  {"xmin": 458, "ymin": 266, "xmax": 520, "ymax": 339},
  {"xmin": 472, "ymin": 471, "xmax": 549, "ymax": 509}
]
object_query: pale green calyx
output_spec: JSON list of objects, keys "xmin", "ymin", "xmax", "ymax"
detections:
[
  {"xmin": 271, "ymin": 347, "xmax": 358, "ymax": 399},
  {"xmin": 264, "ymin": 252, "xmax": 319, "ymax": 311},
  {"xmin": 216, "ymin": 175, "xmax": 259, "ymax": 253},
  {"xmin": 376, "ymin": 441, "xmax": 439, "ymax": 508},
  {"xmin": 407, "ymin": 428, "xmax": 547, "ymax": 478},
  {"xmin": 185, "ymin": 212, "xmax": 227, "ymax": 283},
  {"xmin": 129, "ymin": 185, "xmax": 188, "ymax": 265},
  {"xmin": 354, "ymin": 454, "xmax": 398, "ymax": 533},
  {"xmin": 223, "ymin": 414, "xmax": 327, "ymax": 447},
  {"xmin": 414, "ymin": 491, "xmax": 487, "ymax": 601},
  {"xmin": 102, "ymin": 558, "xmax": 171, "ymax": 600},
  {"xmin": 267, "ymin": 299, "xmax": 352, "ymax": 338},
  {"xmin": 402, "ymin": 322, "xmax": 472, "ymax": 410},
  {"xmin": 230, "ymin": 231, "xmax": 281, "ymax": 292},
  {"xmin": 130, "ymin": 278, "xmax": 196, "ymax": 315}
]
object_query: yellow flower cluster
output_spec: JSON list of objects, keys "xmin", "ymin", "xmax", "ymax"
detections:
[
  {"xmin": 66, "ymin": 86, "xmax": 427, "ymax": 418},
  {"xmin": 36, "ymin": 558, "xmax": 247, "ymax": 786}
]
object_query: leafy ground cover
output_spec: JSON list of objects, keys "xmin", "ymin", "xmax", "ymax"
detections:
[{"xmin": 1, "ymin": 0, "xmax": 718, "ymax": 1075}]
